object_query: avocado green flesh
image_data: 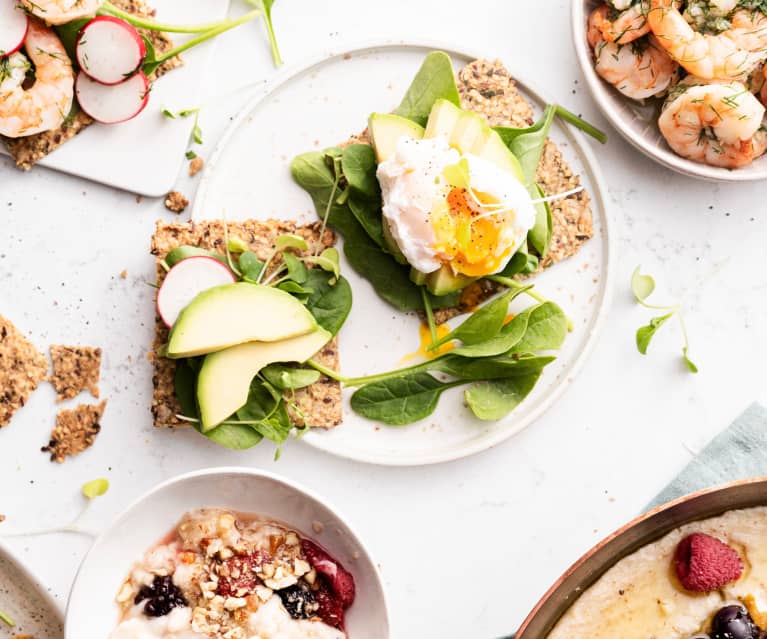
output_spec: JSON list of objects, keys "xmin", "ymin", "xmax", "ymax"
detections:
[
  {"xmin": 381, "ymin": 217, "xmax": 407, "ymax": 264},
  {"xmin": 197, "ymin": 327, "xmax": 332, "ymax": 431},
  {"xmin": 167, "ymin": 283, "xmax": 317, "ymax": 358},
  {"xmin": 368, "ymin": 113, "xmax": 425, "ymax": 163},
  {"xmin": 410, "ymin": 265, "xmax": 477, "ymax": 296}
]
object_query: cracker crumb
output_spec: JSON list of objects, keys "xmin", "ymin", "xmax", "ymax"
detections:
[
  {"xmin": 165, "ymin": 191, "xmax": 189, "ymax": 213},
  {"xmin": 120, "ymin": 269, "xmax": 128, "ymax": 279},
  {"xmin": 312, "ymin": 521, "xmax": 324, "ymax": 534},
  {"xmin": 42, "ymin": 400, "xmax": 107, "ymax": 463},
  {"xmin": 0, "ymin": 514, "xmax": 5, "ymax": 523},
  {"xmin": 0, "ymin": 315, "xmax": 48, "ymax": 428},
  {"xmin": 49, "ymin": 345, "xmax": 102, "ymax": 402},
  {"xmin": 188, "ymin": 156, "xmax": 204, "ymax": 177},
  {"xmin": 150, "ymin": 220, "xmax": 341, "ymax": 430}
]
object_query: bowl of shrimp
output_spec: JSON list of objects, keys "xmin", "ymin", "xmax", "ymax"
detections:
[{"xmin": 573, "ymin": 0, "xmax": 767, "ymax": 181}]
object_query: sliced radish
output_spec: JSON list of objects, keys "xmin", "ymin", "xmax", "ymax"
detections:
[
  {"xmin": 0, "ymin": 2, "xmax": 28, "ymax": 58},
  {"xmin": 75, "ymin": 70, "xmax": 150, "ymax": 124},
  {"xmin": 157, "ymin": 257, "xmax": 237, "ymax": 328},
  {"xmin": 76, "ymin": 16, "xmax": 146, "ymax": 85}
]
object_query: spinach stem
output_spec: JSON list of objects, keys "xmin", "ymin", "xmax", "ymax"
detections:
[
  {"xmin": 420, "ymin": 288, "xmax": 438, "ymax": 346},
  {"xmin": 555, "ymin": 105, "xmax": 607, "ymax": 144},
  {"xmin": 307, "ymin": 357, "xmax": 447, "ymax": 387},
  {"xmin": 151, "ymin": 10, "xmax": 263, "ymax": 65},
  {"xmin": 100, "ymin": 1, "xmax": 260, "ymax": 33},
  {"xmin": 488, "ymin": 275, "xmax": 574, "ymax": 331}
]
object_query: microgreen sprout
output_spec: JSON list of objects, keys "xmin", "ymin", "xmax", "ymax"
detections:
[
  {"xmin": 0, "ymin": 610, "xmax": 13, "ymax": 628},
  {"xmin": 1, "ymin": 479, "xmax": 110, "ymax": 539},
  {"xmin": 632, "ymin": 266, "xmax": 698, "ymax": 373}
]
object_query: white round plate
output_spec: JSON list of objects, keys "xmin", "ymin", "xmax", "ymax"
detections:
[
  {"xmin": 0, "ymin": 541, "xmax": 63, "ymax": 638},
  {"xmin": 573, "ymin": 0, "xmax": 767, "ymax": 182},
  {"xmin": 66, "ymin": 468, "xmax": 389, "ymax": 638},
  {"xmin": 194, "ymin": 40, "xmax": 613, "ymax": 466}
]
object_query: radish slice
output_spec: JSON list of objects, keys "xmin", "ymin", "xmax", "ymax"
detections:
[
  {"xmin": 157, "ymin": 257, "xmax": 237, "ymax": 328},
  {"xmin": 0, "ymin": 2, "xmax": 28, "ymax": 58},
  {"xmin": 75, "ymin": 70, "xmax": 150, "ymax": 124},
  {"xmin": 76, "ymin": 16, "xmax": 146, "ymax": 85}
]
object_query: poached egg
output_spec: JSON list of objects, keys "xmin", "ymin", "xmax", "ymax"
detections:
[{"xmin": 376, "ymin": 135, "xmax": 536, "ymax": 277}]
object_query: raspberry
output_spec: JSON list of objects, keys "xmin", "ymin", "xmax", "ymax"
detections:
[
  {"xmin": 301, "ymin": 539, "xmax": 356, "ymax": 608},
  {"xmin": 313, "ymin": 579, "xmax": 345, "ymax": 629},
  {"xmin": 216, "ymin": 551, "xmax": 269, "ymax": 597},
  {"xmin": 673, "ymin": 533, "xmax": 743, "ymax": 592}
]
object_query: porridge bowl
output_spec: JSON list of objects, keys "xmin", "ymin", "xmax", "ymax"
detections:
[
  {"xmin": 516, "ymin": 477, "xmax": 767, "ymax": 639},
  {"xmin": 66, "ymin": 467, "xmax": 389, "ymax": 639}
]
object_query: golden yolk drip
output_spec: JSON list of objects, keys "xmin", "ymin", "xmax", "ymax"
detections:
[
  {"xmin": 400, "ymin": 322, "xmax": 454, "ymax": 364},
  {"xmin": 432, "ymin": 187, "xmax": 514, "ymax": 277}
]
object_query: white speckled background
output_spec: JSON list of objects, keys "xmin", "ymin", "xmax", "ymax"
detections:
[{"xmin": 1, "ymin": 1, "xmax": 767, "ymax": 638}]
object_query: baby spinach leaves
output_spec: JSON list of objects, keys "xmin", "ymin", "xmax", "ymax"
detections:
[
  {"xmin": 631, "ymin": 266, "xmax": 698, "ymax": 373},
  {"xmin": 465, "ymin": 372, "xmax": 543, "ymax": 421},
  {"xmin": 394, "ymin": 51, "xmax": 461, "ymax": 126},
  {"xmin": 303, "ymin": 269, "xmax": 352, "ymax": 336}
]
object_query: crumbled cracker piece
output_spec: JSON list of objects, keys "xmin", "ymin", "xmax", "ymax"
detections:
[
  {"xmin": 150, "ymin": 220, "xmax": 341, "ymax": 430},
  {"xmin": 189, "ymin": 156, "xmax": 204, "ymax": 176},
  {"xmin": 120, "ymin": 269, "xmax": 128, "ymax": 279},
  {"xmin": 42, "ymin": 401, "xmax": 107, "ymax": 463},
  {"xmin": 165, "ymin": 191, "xmax": 189, "ymax": 213},
  {"xmin": 49, "ymin": 345, "xmax": 102, "ymax": 402},
  {"xmin": 1, "ymin": 0, "xmax": 182, "ymax": 169},
  {"xmin": 0, "ymin": 315, "xmax": 47, "ymax": 428}
]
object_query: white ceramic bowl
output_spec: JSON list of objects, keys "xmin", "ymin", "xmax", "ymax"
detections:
[
  {"xmin": 572, "ymin": 0, "xmax": 767, "ymax": 182},
  {"xmin": 66, "ymin": 468, "xmax": 389, "ymax": 638}
]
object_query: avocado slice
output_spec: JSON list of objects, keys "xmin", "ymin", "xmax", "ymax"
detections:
[
  {"xmin": 368, "ymin": 113, "xmax": 425, "ymax": 163},
  {"xmin": 381, "ymin": 216, "xmax": 408, "ymax": 264},
  {"xmin": 449, "ymin": 110, "xmax": 492, "ymax": 154},
  {"xmin": 424, "ymin": 99, "xmax": 462, "ymax": 140},
  {"xmin": 167, "ymin": 283, "xmax": 317, "ymax": 358},
  {"xmin": 409, "ymin": 265, "xmax": 477, "ymax": 296},
  {"xmin": 480, "ymin": 129, "xmax": 525, "ymax": 183},
  {"xmin": 197, "ymin": 327, "xmax": 332, "ymax": 431}
]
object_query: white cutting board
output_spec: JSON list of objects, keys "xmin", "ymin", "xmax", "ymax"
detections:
[{"xmin": 0, "ymin": 0, "xmax": 230, "ymax": 196}]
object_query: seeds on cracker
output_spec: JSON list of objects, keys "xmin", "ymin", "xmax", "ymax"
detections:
[
  {"xmin": 49, "ymin": 345, "xmax": 102, "ymax": 402},
  {"xmin": 0, "ymin": 314, "xmax": 48, "ymax": 428},
  {"xmin": 42, "ymin": 400, "xmax": 107, "ymax": 463},
  {"xmin": 165, "ymin": 190, "xmax": 189, "ymax": 214}
]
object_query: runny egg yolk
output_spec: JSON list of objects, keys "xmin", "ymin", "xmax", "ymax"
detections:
[{"xmin": 431, "ymin": 186, "xmax": 514, "ymax": 277}]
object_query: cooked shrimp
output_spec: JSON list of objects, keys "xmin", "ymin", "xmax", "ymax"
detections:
[
  {"xmin": 762, "ymin": 65, "xmax": 767, "ymax": 106},
  {"xmin": 683, "ymin": 0, "xmax": 738, "ymax": 33},
  {"xmin": 648, "ymin": 0, "xmax": 767, "ymax": 80},
  {"xmin": 588, "ymin": 2, "xmax": 651, "ymax": 46},
  {"xmin": 19, "ymin": 0, "xmax": 101, "ymax": 26},
  {"xmin": 658, "ymin": 78, "xmax": 767, "ymax": 168},
  {"xmin": 0, "ymin": 18, "xmax": 74, "ymax": 138},
  {"xmin": 593, "ymin": 34, "xmax": 678, "ymax": 100}
]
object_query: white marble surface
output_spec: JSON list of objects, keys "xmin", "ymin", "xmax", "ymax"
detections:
[{"xmin": 2, "ymin": 1, "xmax": 767, "ymax": 638}]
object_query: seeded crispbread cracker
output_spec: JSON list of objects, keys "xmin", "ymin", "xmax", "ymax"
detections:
[
  {"xmin": 150, "ymin": 220, "xmax": 342, "ymax": 430},
  {"xmin": 41, "ymin": 400, "xmax": 107, "ymax": 463},
  {"xmin": 49, "ymin": 345, "xmax": 102, "ymax": 402},
  {"xmin": 0, "ymin": 314, "xmax": 48, "ymax": 428},
  {"xmin": 2, "ymin": 0, "xmax": 183, "ymax": 170},
  {"xmin": 349, "ymin": 58, "xmax": 594, "ymax": 324}
]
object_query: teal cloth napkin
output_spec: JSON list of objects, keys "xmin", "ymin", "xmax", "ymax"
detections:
[
  {"xmin": 647, "ymin": 402, "xmax": 767, "ymax": 510},
  {"xmin": 502, "ymin": 402, "xmax": 767, "ymax": 639}
]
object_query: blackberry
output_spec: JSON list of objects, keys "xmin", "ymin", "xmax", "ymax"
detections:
[
  {"xmin": 277, "ymin": 583, "xmax": 317, "ymax": 620},
  {"xmin": 134, "ymin": 575, "xmax": 187, "ymax": 617},
  {"xmin": 711, "ymin": 605, "xmax": 760, "ymax": 639}
]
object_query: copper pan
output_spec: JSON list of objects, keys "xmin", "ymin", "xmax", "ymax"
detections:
[{"xmin": 516, "ymin": 477, "xmax": 767, "ymax": 638}]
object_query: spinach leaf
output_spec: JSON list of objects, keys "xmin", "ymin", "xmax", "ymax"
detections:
[
  {"xmin": 251, "ymin": 401, "xmax": 292, "ymax": 446},
  {"xmin": 200, "ymin": 423, "xmax": 264, "ymax": 450},
  {"xmin": 394, "ymin": 51, "xmax": 461, "ymax": 126},
  {"xmin": 54, "ymin": 19, "xmax": 90, "ymax": 60},
  {"xmin": 465, "ymin": 372, "xmax": 542, "ymax": 421},
  {"xmin": 498, "ymin": 242, "xmax": 538, "ymax": 278},
  {"xmin": 236, "ymin": 380, "xmax": 280, "ymax": 422},
  {"xmin": 451, "ymin": 305, "xmax": 533, "ymax": 357},
  {"xmin": 303, "ymin": 270, "xmax": 352, "ymax": 336},
  {"xmin": 510, "ymin": 302, "xmax": 568, "ymax": 353},
  {"xmin": 348, "ymin": 197, "xmax": 385, "ymax": 248},
  {"xmin": 277, "ymin": 280, "xmax": 313, "ymax": 300},
  {"xmin": 494, "ymin": 105, "xmax": 556, "ymax": 186},
  {"xmin": 174, "ymin": 359, "xmax": 199, "ymax": 417},
  {"xmin": 262, "ymin": 365, "xmax": 321, "ymax": 390},
  {"xmin": 342, "ymin": 145, "xmax": 380, "ymax": 201},
  {"xmin": 431, "ymin": 290, "xmax": 516, "ymax": 349},
  {"xmin": 636, "ymin": 312, "xmax": 674, "ymax": 354},
  {"xmin": 282, "ymin": 252, "xmax": 308, "ymax": 283},
  {"xmin": 165, "ymin": 246, "xmax": 227, "ymax": 269},
  {"xmin": 434, "ymin": 355, "xmax": 554, "ymax": 380},
  {"xmin": 350, "ymin": 373, "xmax": 462, "ymax": 425},
  {"xmin": 238, "ymin": 250, "xmax": 264, "ymax": 282},
  {"xmin": 527, "ymin": 184, "xmax": 553, "ymax": 257}
]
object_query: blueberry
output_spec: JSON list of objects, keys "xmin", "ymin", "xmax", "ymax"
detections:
[
  {"xmin": 134, "ymin": 575, "xmax": 187, "ymax": 617},
  {"xmin": 711, "ymin": 605, "xmax": 760, "ymax": 639},
  {"xmin": 277, "ymin": 583, "xmax": 318, "ymax": 620}
]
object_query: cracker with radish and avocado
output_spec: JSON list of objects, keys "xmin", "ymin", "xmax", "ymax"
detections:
[
  {"xmin": 1, "ymin": 0, "xmax": 181, "ymax": 170},
  {"xmin": 0, "ymin": 314, "xmax": 48, "ymax": 429},
  {"xmin": 149, "ymin": 220, "xmax": 344, "ymax": 443}
]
